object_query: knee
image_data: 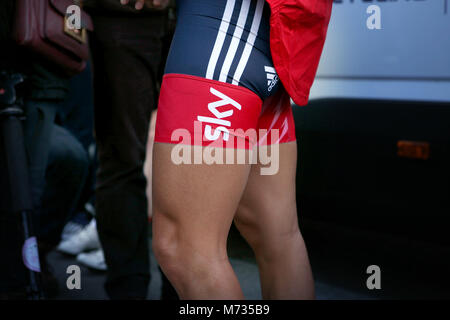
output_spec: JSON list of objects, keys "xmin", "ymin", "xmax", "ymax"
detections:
[
  {"xmin": 234, "ymin": 204, "xmax": 263, "ymax": 250},
  {"xmin": 152, "ymin": 215, "xmax": 184, "ymax": 281},
  {"xmin": 69, "ymin": 146, "xmax": 90, "ymax": 176},
  {"xmin": 152, "ymin": 230, "xmax": 175, "ymax": 269},
  {"xmin": 235, "ymin": 204, "xmax": 301, "ymax": 257},
  {"xmin": 152, "ymin": 210, "xmax": 226, "ymax": 289},
  {"xmin": 153, "ymin": 221, "xmax": 203, "ymax": 296},
  {"xmin": 49, "ymin": 132, "xmax": 90, "ymax": 178}
]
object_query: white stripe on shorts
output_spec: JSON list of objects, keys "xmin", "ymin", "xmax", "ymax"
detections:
[
  {"xmin": 206, "ymin": 0, "xmax": 237, "ymax": 80},
  {"xmin": 232, "ymin": 0, "xmax": 265, "ymax": 86},
  {"xmin": 219, "ymin": 0, "xmax": 251, "ymax": 83}
]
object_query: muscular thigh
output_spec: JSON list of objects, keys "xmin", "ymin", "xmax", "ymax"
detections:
[{"xmin": 152, "ymin": 144, "xmax": 251, "ymax": 256}]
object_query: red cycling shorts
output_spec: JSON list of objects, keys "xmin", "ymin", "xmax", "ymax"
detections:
[{"xmin": 155, "ymin": 74, "xmax": 296, "ymax": 150}]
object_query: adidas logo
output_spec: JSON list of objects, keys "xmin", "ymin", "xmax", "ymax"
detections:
[{"xmin": 265, "ymin": 66, "xmax": 279, "ymax": 92}]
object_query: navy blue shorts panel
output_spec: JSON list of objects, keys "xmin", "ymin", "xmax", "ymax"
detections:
[{"xmin": 164, "ymin": 0, "xmax": 282, "ymax": 101}]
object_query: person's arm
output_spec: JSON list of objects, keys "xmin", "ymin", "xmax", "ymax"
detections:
[{"xmin": 120, "ymin": 0, "xmax": 170, "ymax": 10}]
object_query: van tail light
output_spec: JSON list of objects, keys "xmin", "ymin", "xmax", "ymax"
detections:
[{"xmin": 397, "ymin": 140, "xmax": 430, "ymax": 160}]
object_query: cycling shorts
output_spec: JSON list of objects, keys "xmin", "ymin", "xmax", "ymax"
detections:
[{"xmin": 155, "ymin": 0, "xmax": 296, "ymax": 149}]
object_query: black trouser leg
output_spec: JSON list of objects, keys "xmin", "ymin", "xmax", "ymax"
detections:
[{"xmin": 89, "ymin": 15, "xmax": 165, "ymax": 299}]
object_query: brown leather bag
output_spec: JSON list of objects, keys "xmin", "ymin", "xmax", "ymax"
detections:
[{"xmin": 12, "ymin": 0, "xmax": 94, "ymax": 76}]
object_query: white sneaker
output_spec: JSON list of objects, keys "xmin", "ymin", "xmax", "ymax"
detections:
[
  {"xmin": 57, "ymin": 219, "xmax": 101, "ymax": 255},
  {"xmin": 76, "ymin": 249, "xmax": 107, "ymax": 271},
  {"xmin": 60, "ymin": 221, "xmax": 85, "ymax": 241}
]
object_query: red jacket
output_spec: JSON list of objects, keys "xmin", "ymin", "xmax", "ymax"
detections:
[{"xmin": 266, "ymin": 0, "xmax": 333, "ymax": 106}]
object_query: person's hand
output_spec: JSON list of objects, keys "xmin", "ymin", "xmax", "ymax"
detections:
[{"xmin": 120, "ymin": 0, "xmax": 170, "ymax": 10}]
